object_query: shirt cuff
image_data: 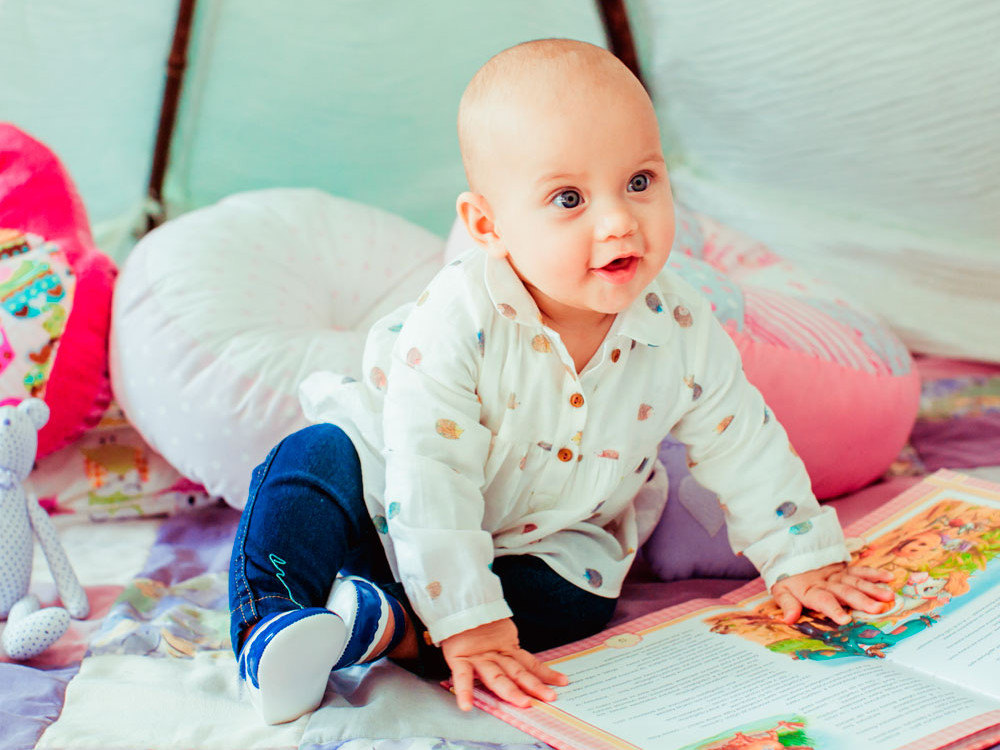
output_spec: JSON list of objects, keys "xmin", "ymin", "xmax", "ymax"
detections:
[
  {"xmin": 425, "ymin": 599, "xmax": 514, "ymax": 645},
  {"xmin": 742, "ymin": 505, "xmax": 853, "ymax": 590}
]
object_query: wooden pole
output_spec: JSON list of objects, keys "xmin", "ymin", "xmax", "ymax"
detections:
[
  {"xmin": 145, "ymin": 0, "xmax": 198, "ymax": 232},
  {"xmin": 596, "ymin": 0, "xmax": 645, "ymax": 89}
]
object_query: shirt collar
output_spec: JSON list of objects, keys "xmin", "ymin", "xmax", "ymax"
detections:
[
  {"xmin": 484, "ymin": 254, "xmax": 545, "ymax": 327},
  {"xmin": 611, "ymin": 274, "xmax": 675, "ymax": 348},
  {"xmin": 484, "ymin": 254, "xmax": 675, "ymax": 348}
]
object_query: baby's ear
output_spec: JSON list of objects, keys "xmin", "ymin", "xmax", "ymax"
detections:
[
  {"xmin": 456, "ymin": 192, "xmax": 506, "ymax": 258},
  {"xmin": 17, "ymin": 397, "xmax": 50, "ymax": 430}
]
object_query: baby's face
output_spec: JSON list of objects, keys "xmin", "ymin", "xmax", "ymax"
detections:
[{"xmin": 480, "ymin": 80, "xmax": 675, "ymax": 324}]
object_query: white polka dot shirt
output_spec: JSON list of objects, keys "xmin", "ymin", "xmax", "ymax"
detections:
[{"xmin": 300, "ymin": 250, "xmax": 850, "ymax": 644}]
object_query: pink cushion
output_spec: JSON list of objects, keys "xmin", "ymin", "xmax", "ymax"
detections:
[
  {"xmin": 640, "ymin": 207, "xmax": 920, "ymax": 580},
  {"xmin": 668, "ymin": 205, "xmax": 921, "ymax": 499},
  {"xmin": 0, "ymin": 124, "xmax": 117, "ymax": 457}
]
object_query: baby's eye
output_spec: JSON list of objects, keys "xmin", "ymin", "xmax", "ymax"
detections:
[
  {"xmin": 627, "ymin": 173, "xmax": 650, "ymax": 192},
  {"xmin": 552, "ymin": 189, "xmax": 583, "ymax": 209}
]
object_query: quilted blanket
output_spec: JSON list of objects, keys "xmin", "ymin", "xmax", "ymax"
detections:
[{"xmin": 3, "ymin": 504, "xmax": 550, "ymax": 749}]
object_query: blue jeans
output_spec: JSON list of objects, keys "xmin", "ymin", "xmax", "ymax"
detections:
[{"xmin": 228, "ymin": 424, "xmax": 617, "ymax": 678}]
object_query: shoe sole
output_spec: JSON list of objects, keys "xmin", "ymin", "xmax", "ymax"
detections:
[{"xmin": 251, "ymin": 612, "xmax": 346, "ymax": 724}]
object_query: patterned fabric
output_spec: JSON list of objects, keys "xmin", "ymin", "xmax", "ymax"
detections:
[
  {"xmin": 909, "ymin": 375, "xmax": 1000, "ymax": 472},
  {"xmin": 669, "ymin": 203, "xmax": 912, "ymax": 377},
  {"xmin": 0, "ymin": 230, "xmax": 75, "ymax": 399},
  {"xmin": 25, "ymin": 400, "xmax": 220, "ymax": 520},
  {"xmin": 0, "ymin": 125, "xmax": 118, "ymax": 460}
]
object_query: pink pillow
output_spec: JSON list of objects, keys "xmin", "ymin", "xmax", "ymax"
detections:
[
  {"xmin": 667, "ymin": 204, "xmax": 921, "ymax": 499},
  {"xmin": 0, "ymin": 124, "xmax": 117, "ymax": 457}
]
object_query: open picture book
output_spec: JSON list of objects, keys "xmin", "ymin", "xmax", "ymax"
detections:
[{"xmin": 460, "ymin": 470, "xmax": 1000, "ymax": 750}]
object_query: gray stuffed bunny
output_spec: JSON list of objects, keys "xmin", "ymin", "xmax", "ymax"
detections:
[{"xmin": 0, "ymin": 398, "xmax": 89, "ymax": 659}]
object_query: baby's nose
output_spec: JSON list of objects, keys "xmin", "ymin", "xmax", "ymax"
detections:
[{"xmin": 594, "ymin": 201, "xmax": 638, "ymax": 241}]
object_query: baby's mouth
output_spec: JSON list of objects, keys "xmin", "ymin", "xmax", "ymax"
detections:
[{"xmin": 592, "ymin": 255, "xmax": 640, "ymax": 285}]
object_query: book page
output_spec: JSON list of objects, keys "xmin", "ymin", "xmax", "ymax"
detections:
[
  {"xmin": 471, "ymin": 472, "xmax": 1000, "ymax": 750},
  {"xmin": 855, "ymin": 482, "xmax": 1000, "ymax": 701},
  {"xmin": 534, "ymin": 604, "xmax": 999, "ymax": 750}
]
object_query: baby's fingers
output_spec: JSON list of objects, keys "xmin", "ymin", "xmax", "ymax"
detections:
[
  {"xmin": 789, "ymin": 584, "xmax": 853, "ymax": 625},
  {"xmin": 495, "ymin": 654, "xmax": 557, "ymax": 703},
  {"xmin": 450, "ymin": 661, "xmax": 476, "ymax": 712},
  {"xmin": 838, "ymin": 573, "xmax": 895, "ymax": 605},
  {"xmin": 512, "ymin": 650, "xmax": 569, "ymax": 688},
  {"xmin": 846, "ymin": 565, "xmax": 894, "ymax": 584},
  {"xmin": 821, "ymin": 579, "xmax": 890, "ymax": 620},
  {"xmin": 474, "ymin": 658, "xmax": 535, "ymax": 708},
  {"xmin": 773, "ymin": 590, "xmax": 805, "ymax": 625}
]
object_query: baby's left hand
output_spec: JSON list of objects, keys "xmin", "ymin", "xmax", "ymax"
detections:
[{"xmin": 771, "ymin": 563, "xmax": 894, "ymax": 625}]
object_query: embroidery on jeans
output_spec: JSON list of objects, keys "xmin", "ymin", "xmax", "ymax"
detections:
[{"xmin": 269, "ymin": 553, "xmax": 304, "ymax": 608}]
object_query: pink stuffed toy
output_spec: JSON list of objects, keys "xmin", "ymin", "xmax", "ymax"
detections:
[{"xmin": 0, "ymin": 398, "xmax": 89, "ymax": 659}]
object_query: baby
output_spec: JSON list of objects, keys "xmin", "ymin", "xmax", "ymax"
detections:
[{"xmin": 228, "ymin": 38, "xmax": 893, "ymax": 725}]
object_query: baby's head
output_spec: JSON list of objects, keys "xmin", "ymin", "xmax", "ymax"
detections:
[{"xmin": 456, "ymin": 39, "xmax": 675, "ymax": 326}]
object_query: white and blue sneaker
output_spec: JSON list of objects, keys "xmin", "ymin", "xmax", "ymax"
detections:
[
  {"xmin": 238, "ymin": 579, "xmax": 407, "ymax": 725},
  {"xmin": 326, "ymin": 576, "xmax": 407, "ymax": 669},
  {"xmin": 238, "ymin": 608, "xmax": 346, "ymax": 725}
]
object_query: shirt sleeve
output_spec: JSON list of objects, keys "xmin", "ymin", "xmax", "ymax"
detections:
[
  {"xmin": 381, "ymin": 270, "xmax": 512, "ymax": 644},
  {"xmin": 669, "ymin": 286, "xmax": 851, "ymax": 589}
]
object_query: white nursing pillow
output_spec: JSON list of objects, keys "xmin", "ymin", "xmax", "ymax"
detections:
[{"xmin": 110, "ymin": 189, "xmax": 444, "ymax": 508}]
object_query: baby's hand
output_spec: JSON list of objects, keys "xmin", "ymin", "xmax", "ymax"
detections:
[
  {"xmin": 771, "ymin": 563, "xmax": 894, "ymax": 625},
  {"xmin": 441, "ymin": 618, "xmax": 568, "ymax": 711}
]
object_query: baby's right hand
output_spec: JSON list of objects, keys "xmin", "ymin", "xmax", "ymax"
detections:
[{"xmin": 441, "ymin": 618, "xmax": 568, "ymax": 711}]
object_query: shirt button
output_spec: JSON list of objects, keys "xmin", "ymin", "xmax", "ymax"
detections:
[
  {"xmin": 569, "ymin": 392, "xmax": 585, "ymax": 408},
  {"xmin": 557, "ymin": 448, "xmax": 574, "ymax": 462},
  {"xmin": 611, "ymin": 348, "xmax": 621, "ymax": 363}
]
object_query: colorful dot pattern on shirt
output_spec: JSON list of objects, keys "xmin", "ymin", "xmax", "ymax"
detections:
[
  {"xmin": 684, "ymin": 376, "xmax": 702, "ymax": 400},
  {"xmin": 531, "ymin": 334, "xmax": 551, "ymax": 353},
  {"xmin": 343, "ymin": 249, "xmax": 843, "ymax": 645},
  {"xmin": 776, "ymin": 501, "xmax": 797, "ymax": 518},
  {"xmin": 435, "ymin": 419, "xmax": 463, "ymax": 439}
]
